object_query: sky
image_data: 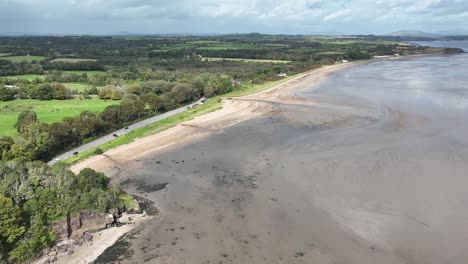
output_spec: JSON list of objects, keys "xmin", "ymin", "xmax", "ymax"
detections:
[{"xmin": 1, "ymin": 0, "xmax": 468, "ymax": 35}]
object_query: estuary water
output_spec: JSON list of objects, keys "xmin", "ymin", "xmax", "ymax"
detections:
[{"xmin": 110, "ymin": 42, "xmax": 468, "ymax": 264}]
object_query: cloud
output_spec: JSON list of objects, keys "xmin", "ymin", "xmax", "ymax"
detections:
[
  {"xmin": 323, "ymin": 9, "xmax": 351, "ymax": 22},
  {"xmin": 0, "ymin": 0, "xmax": 467, "ymax": 34}
]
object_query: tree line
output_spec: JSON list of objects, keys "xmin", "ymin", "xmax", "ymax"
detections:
[{"xmin": 0, "ymin": 82, "xmax": 73, "ymax": 101}]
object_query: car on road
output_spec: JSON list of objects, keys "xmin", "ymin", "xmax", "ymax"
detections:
[
  {"xmin": 73, "ymin": 151, "xmax": 79, "ymax": 155},
  {"xmin": 113, "ymin": 134, "xmax": 119, "ymax": 137}
]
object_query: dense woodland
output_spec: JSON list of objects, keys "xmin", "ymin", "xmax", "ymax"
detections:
[
  {"xmin": 0, "ymin": 162, "xmax": 127, "ymax": 262},
  {"xmin": 0, "ymin": 34, "xmax": 458, "ymax": 263}
]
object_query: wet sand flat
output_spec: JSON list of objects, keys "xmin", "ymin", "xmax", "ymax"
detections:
[{"xmin": 73, "ymin": 49, "xmax": 468, "ymax": 264}]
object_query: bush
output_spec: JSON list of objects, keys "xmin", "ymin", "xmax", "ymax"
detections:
[
  {"xmin": 94, "ymin": 148, "xmax": 104, "ymax": 155},
  {"xmin": 0, "ymin": 86, "xmax": 17, "ymax": 101}
]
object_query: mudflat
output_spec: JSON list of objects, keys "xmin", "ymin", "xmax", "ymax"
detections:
[{"xmin": 72, "ymin": 52, "xmax": 468, "ymax": 264}]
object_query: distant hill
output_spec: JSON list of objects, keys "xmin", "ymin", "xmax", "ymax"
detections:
[{"xmin": 387, "ymin": 31, "xmax": 442, "ymax": 38}]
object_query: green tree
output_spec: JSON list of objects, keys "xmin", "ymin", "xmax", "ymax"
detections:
[
  {"xmin": 170, "ymin": 83, "xmax": 196, "ymax": 104},
  {"xmin": 98, "ymin": 85, "xmax": 124, "ymax": 100},
  {"xmin": 120, "ymin": 94, "xmax": 145, "ymax": 121},
  {"xmin": 77, "ymin": 168, "xmax": 110, "ymax": 192},
  {"xmin": 15, "ymin": 110, "xmax": 38, "ymax": 135},
  {"xmin": 0, "ymin": 86, "xmax": 17, "ymax": 101},
  {"xmin": 0, "ymin": 194, "xmax": 25, "ymax": 262},
  {"xmin": 142, "ymin": 92, "xmax": 166, "ymax": 112},
  {"xmin": 29, "ymin": 83, "xmax": 53, "ymax": 100},
  {"xmin": 0, "ymin": 137, "xmax": 14, "ymax": 161},
  {"xmin": 45, "ymin": 122, "xmax": 74, "ymax": 155},
  {"xmin": 24, "ymin": 122, "xmax": 50, "ymax": 160},
  {"xmin": 100, "ymin": 105, "xmax": 121, "ymax": 129},
  {"xmin": 77, "ymin": 111, "xmax": 100, "ymax": 138},
  {"xmin": 51, "ymin": 83, "xmax": 72, "ymax": 100}
]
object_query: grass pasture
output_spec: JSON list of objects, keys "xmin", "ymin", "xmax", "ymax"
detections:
[
  {"xmin": 63, "ymin": 70, "xmax": 105, "ymax": 76},
  {"xmin": 316, "ymin": 51, "xmax": 345, "ymax": 55},
  {"xmin": 51, "ymin": 58, "xmax": 97, "ymax": 63},
  {"xmin": 0, "ymin": 97, "xmax": 119, "ymax": 137},
  {"xmin": 1, "ymin": 74, "xmax": 44, "ymax": 81},
  {"xmin": 1, "ymin": 71, "xmax": 104, "ymax": 80},
  {"xmin": 0, "ymin": 56, "xmax": 48, "ymax": 62},
  {"xmin": 203, "ymin": 57, "xmax": 291, "ymax": 64},
  {"xmin": 196, "ymin": 43, "xmax": 260, "ymax": 50}
]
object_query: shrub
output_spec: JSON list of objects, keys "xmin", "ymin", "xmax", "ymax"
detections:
[{"xmin": 94, "ymin": 148, "xmax": 104, "ymax": 155}]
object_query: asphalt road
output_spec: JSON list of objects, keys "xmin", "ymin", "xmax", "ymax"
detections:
[{"xmin": 48, "ymin": 98, "xmax": 205, "ymax": 165}]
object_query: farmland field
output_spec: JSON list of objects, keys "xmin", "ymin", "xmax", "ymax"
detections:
[
  {"xmin": 0, "ymin": 96, "xmax": 119, "ymax": 137},
  {"xmin": 196, "ymin": 43, "xmax": 268, "ymax": 50},
  {"xmin": 51, "ymin": 58, "xmax": 97, "ymax": 63},
  {"xmin": 202, "ymin": 57, "xmax": 291, "ymax": 63},
  {"xmin": 1, "ymin": 74, "xmax": 43, "ymax": 80},
  {"xmin": 1, "ymin": 71, "xmax": 105, "ymax": 80},
  {"xmin": 63, "ymin": 70, "xmax": 105, "ymax": 76},
  {"xmin": 0, "ymin": 55, "xmax": 48, "ymax": 62}
]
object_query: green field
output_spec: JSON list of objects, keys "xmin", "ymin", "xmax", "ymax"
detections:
[
  {"xmin": 196, "ymin": 43, "xmax": 262, "ymax": 50},
  {"xmin": 1, "ymin": 74, "xmax": 43, "ymax": 81},
  {"xmin": 1, "ymin": 71, "xmax": 105, "ymax": 80},
  {"xmin": 0, "ymin": 56, "xmax": 48, "ymax": 62},
  {"xmin": 63, "ymin": 83, "xmax": 94, "ymax": 92},
  {"xmin": 51, "ymin": 58, "xmax": 97, "ymax": 63},
  {"xmin": 203, "ymin": 57, "xmax": 291, "ymax": 63},
  {"xmin": 63, "ymin": 70, "xmax": 105, "ymax": 76},
  {"xmin": 0, "ymin": 97, "xmax": 119, "ymax": 137},
  {"xmin": 316, "ymin": 51, "xmax": 345, "ymax": 55}
]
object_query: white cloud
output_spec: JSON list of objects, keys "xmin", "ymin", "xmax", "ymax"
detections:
[
  {"xmin": 0, "ymin": 0, "xmax": 467, "ymax": 34},
  {"xmin": 323, "ymin": 9, "xmax": 351, "ymax": 22}
]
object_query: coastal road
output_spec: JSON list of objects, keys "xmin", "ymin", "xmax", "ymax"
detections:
[{"xmin": 47, "ymin": 98, "xmax": 205, "ymax": 165}]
